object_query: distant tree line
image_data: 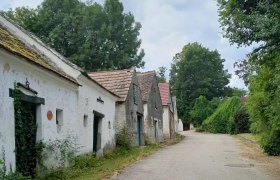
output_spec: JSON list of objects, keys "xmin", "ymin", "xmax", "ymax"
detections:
[{"xmin": 169, "ymin": 42, "xmax": 243, "ymax": 123}]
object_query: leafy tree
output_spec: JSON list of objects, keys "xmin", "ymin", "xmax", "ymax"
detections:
[
  {"xmin": 4, "ymin": 7, "xmax": 40, "ymax": 34},
  {"xmin": 190, "ymin": 96, "xmax": 220, "ymax": 126},
  {"xmin": 156, "ymin": 66, "xmax": 167, "ymax": 83},
  {"xmin": 218, "ymin": 0, "xmax": 280, "ymax": 155},
  {"xmin": 224, "ymin": 87, "xmax": 247, "ymax": 97},
  {"xmin": 170, "ymin": 42, "xmax": 231, "ymax": 123},
  {"xmin": 4, "ymin": 0, "xmax": 145, "ymax": 71},
  {"xmin": 218, "ymin": 0, "xmax": 280, "ymax": 83},
  {"xmin": 218, "ymin": 0, "xmax": 280, "ymax": 52}
]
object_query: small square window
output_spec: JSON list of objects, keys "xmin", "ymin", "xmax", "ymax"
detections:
[{"xmin": 84, "ymin": 115, "xmax": 88, "ymax": 127}]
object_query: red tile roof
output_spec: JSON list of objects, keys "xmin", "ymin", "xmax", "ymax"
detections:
[
  {"xmin": 158, "ymin": 83, "xmax": 170, "ymax": 106},
  {"xmin": 88, "ymin": 68, "xmax": 134, "ymax": 102},
  {"xmin": 137, "ymin": 71, "xmax": 156, "ymax": 102}
]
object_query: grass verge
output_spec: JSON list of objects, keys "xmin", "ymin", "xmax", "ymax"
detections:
[
  {"xmin": 234, "ymin": 133, "xmax": 280, "ymax": 179},
  {"xmin": 38, "ymin": 133, "xmax": 184, "ymax": 180}
]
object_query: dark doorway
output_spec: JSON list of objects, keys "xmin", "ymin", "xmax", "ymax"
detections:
[
  {"xmin": 14, "ymin": 100, "xmax": 37, "ymax": 177},
  {"xmin": 169, "ymin": 111, "xmax": 174, "ymax": 139},
  {"xmin": 137, "ymin": 115, "xmax": 142, "ymax": 146},
  {"xmin": 93, "ymin": 114, "xmax": 102, "ymax": 152},
  {"xmin": 183, "ymin": 123, "xmax": 190, "ymax": 131},
  {"xmin": 154, "ymin": 120, "xmax": 158, "ymax": 142}
]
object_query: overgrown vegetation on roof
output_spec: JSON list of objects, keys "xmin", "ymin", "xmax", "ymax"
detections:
[
  {"xmin": 0, "ymin": 27, "xmax": 52, "ymax": 70},
  {"xmin": 0, "ymin": 26, "xmax": 76, "ymax": 84}
]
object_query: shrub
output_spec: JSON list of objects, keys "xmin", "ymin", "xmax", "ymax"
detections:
[
  {"xmin": 202, "ymin": 97, "xmax": 240, "ymax": 133},
  {"xmin": 38, "ymin": 137, "xmax": 77, "ymax": 172},
  {"xmin": 246, "ymin": 55, "xmax": 280, "ymax": 155},
  {"xmin": 233, "ymin": 105, "xmax": 250, "ymax": 134},
  {"xmin": 261, "ymin": 130, "xmax": 280, "ymax": 156},
  {"xmin": 195, "ymin": 127, "xmax": 205, "ymax": 132},
  {"xmin": 190, "ymin": 96, "xmax": 220, "ymax": 126},
  {"xmin": 0, "ymin": 156, "xmax": 25, "ymax": 180},
  {"xmin": 116, "ymin": 124, "xmax": 131, "ymax": 150}
]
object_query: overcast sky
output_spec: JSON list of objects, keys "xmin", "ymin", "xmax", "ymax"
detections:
[{"xmin": 0, "ymin": 0, "xmax": 252, "ymax": 89}]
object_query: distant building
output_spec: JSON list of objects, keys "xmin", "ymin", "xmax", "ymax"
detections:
[
  {"xmin": 172, "ymin": 96, "xmax": 181, "ymax": 132},
  {"xmin": 89, "ymin": 68, "xmax": 145, "ymax": 146},
  {"xmin": 158, "ymin": 83, "xmax": 176, "ymax": 140},
  {"xmin": 137, "ymin": 71, "xmax": 164, "ymax": 143}
]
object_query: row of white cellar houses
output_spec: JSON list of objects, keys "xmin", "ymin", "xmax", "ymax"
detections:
[{"xmin": 0, "ymin": 14, "xmax": 181, "ymax": 177}]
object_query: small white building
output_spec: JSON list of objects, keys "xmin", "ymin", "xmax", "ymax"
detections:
[
  {"xmin": 172, "ymin": 96, "xmax": 183, "ymax": 132},
  {"xmin": 177, "ymin": 119, "xmax": 184, "ymax": 132},
  {"xmin": 0, "ymin": 14, "xmax": 118, "ymax": 175},
  {"xmin": 158, "ymin": 83, "xmax": 176, "ymax": 140}
]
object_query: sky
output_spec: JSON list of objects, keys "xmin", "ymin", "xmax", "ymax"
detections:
[{"xmin": 0, "ymin": 0, "xmax": 252, "ymax": 89}]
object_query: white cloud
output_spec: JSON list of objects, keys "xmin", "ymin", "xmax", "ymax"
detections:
[
  {"xmin": 11, "ymin": 0, "xmax": 42, "ymax": 9},
  {"xmin": 0, "ymin": 0, "xmax": 252, "ymax": 88}
]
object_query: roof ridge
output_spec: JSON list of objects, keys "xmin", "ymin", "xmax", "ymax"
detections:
[
  {"xmin": 137, "ymin": 71, "xmax": 156, "ymax": 76},
  {"xmin": 88, "ymin": 67, "xmax": 134, "ymax": 74}
]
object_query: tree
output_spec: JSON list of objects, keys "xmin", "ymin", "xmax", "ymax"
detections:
[
  {"xmin": 4, "ymin": 0, "xmax": 145, "ymax": 71},
  {"xmin": 4, "ymin": 7, "xmax": 40, "ymax": 34},
  {"xmin": 218, "ymin": 0, "xmax": 280, "ymax": 52},
  {"xmin": 218, "ymin": 0, "xmax": 280, "ymax": 155},
  {"xmin": 190, "ymin": 96, "xmax": 220, "ymax": 126},
  {"xmin": 170, "ymin": 42, "xmax": 231, "ymax": 123},
  {"xmin": 156, "ymin": 66, "xmax": 167, "ymax": 83}
]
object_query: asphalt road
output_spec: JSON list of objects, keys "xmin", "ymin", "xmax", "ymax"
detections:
[{"xmin": 111, "ymin": 131, "xmax": 274, "ymax": 180}]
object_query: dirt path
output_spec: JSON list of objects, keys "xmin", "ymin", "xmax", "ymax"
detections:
[
  {"xmin": 111, "ymin": 131, "xmax": 275, "ymax": 180},
  {"xmin": 235, "ymin": 134, "xmax": 280, "ymax": 179}
]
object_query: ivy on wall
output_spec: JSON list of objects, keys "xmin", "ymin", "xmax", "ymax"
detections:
[{"xmin": 13, "ymin": 89, "xmax": 43, "ymax": 177}]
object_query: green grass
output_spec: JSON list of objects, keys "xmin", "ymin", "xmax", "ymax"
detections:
[
  {"xmin": 236, "ymin": 133, "xmax": 261, "ymax": 143},
  {"xmin": 37, "ymin": 134, "xmax": 184, "ymax": 180}
]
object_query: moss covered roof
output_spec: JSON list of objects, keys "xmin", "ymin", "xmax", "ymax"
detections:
[{"xmin": 0, "ymin": 26, "xmax": 78, "ymax": 85}]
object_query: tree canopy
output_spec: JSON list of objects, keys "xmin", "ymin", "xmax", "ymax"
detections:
[
  {"xmin": 218, "ymin": 0, "xmax": 280, "ymax": 155},
  {"xmin": 156, "ymin": 66, "xmax": 167, "ymax": 83},
  {"xmin": 5, "ymin": 0, "xmax": 145, "ymax": 71},
  {"xmin": 190, "ymin": 96, "xmax": 220, "ymax": 126},
  {"xmin": 170, "ymin": 42, "xmax": 231, "ymax": 123},
  {"xmin": 218, "ymin": 0, "xmax": 280, "ymax": 52}
]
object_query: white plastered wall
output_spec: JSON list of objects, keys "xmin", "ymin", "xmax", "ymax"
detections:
[
  {"xmin": 77, "ymin": 76, "xmax": 117, "ymax": 156},
  {"xmin": 0, "ymin": 50, "xmax": 79, "ymax": 171},
  {"xmin": 162, "ymin": 106, "xmax": 170, "ymax": 139}
]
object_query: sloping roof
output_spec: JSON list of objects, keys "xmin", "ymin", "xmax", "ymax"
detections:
[
  {"xmin": 137, "ymin": 71, "xmax": 156, "ymax": 102},
  {"xmin": 0, "ymin": 25, "xmax": 78, "ymax": 85},
  {"xmin": 158, "ymin": 83, "xmax": 170, "ymax": 106},
  {"xmin": 88, "ymin": 68, "xmax": 134, "ymax": 102},
  {"xmin": 0, "ymin": 14, "xmax": 121, "ymax": 97}
]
